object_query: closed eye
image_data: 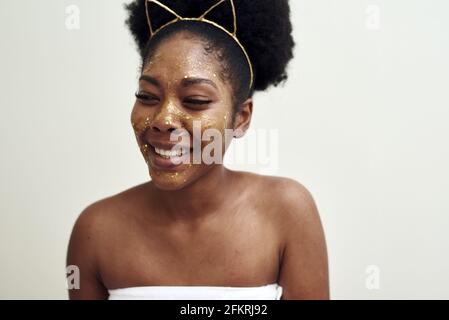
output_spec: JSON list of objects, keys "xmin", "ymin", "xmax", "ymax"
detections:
[
  {"xmin": 135, "ymin": 92, "xmax": 212, "ymax": 109},
  {"xmin": 135, "ymin": 92, "xmax": 159, "ymax": 105},
  {"xmin": 184, "ymin": 99, "xmax": 212, "ymax": 106}
]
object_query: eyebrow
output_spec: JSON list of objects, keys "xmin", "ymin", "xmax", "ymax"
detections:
[
  {"xmin": 139, "ymin": 75, "xmax": 160, "ymax": 87},
  {"xmin": 139, "ymin": 75, "xmax": 218, "ymax": 90},
  {"xmin": 180, "ymin": 77, "xmax": 218, "ymax": 90}
]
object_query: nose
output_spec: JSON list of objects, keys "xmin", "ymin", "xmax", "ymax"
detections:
[{"xmin": 149, "ymin": 102, "xmax": 182, "ymax": 134}]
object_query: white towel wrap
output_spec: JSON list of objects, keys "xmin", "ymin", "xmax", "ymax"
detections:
[{"xmin": 108, "ymin": 283, "xmax": 283, "ymax": 300}]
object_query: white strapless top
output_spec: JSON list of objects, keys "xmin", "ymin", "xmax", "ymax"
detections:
[{"xmin": 108, "ymin": 283, "xmax": 283, "ymax": 300}]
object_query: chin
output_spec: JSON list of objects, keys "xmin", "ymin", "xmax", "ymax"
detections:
[
  {"xmin": 148, "ymin": 168, "xmax": 193, "ymax": 191},
  {"xmin": 151, "ymin": 179, "xmax": 188, "ymax": 191}
]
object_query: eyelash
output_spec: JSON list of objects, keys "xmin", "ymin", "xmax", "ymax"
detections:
[
  {"xmin": 184, "ymin": 99, "xmax": 212, "ymax": 106},
  {"xmin": 135, "ymin": 92, "xmax": 212, "ymax": 108},
  {"xmin": 135, "ymin": 92, "xmax": 158, "ymax": 104}
]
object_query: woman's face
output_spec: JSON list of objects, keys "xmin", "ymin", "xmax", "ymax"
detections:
[{"xmin": 131, "ymin": 32, "xmax": 235, "ymax": 191}]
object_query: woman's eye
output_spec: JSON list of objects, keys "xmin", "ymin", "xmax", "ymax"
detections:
[
  {"xmin": 183, "ymin": 99, "xmax": 212, "ymax": 108},
  {"xmin": 135, "ymin": 92, "xmax": 159, "ymax": 105}
]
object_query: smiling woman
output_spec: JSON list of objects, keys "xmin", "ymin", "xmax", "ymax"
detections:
[{"xmin": 66, "ymin": 0, "xmax": 329, "ymax": 300}]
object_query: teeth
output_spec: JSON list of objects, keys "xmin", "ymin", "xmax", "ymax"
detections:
[{"xmin": 154, "ymin": 147, "xmax": 187, "ymax": 158}]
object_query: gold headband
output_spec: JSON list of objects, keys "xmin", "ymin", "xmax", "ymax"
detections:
[{"xmin": 144, "ymin": 0, "xmax": 254, "ymax": 91}]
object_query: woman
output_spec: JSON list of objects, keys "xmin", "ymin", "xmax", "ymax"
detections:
[{"xmin": 67, "ymin": 0, "xmax": 329, "ymax": 300}]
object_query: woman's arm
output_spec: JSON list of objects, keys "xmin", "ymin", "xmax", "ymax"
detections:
[
  {"xmin": 277, "ymin": 180, "xmax": 330, "ymax": 300},
  {"xmin": 66, "ymin": 204, "xmax": 109, "ymax": 300}
]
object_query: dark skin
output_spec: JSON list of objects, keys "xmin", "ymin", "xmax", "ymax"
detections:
[{"xmin": 67, "ymin": 32, "xmax": 329, "ymax": 300}]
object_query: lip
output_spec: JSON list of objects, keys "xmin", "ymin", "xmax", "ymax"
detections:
[
  {"xmin": 147, "ymin": 143, "xmax": 192, "ymax": 172},
  {"xmin": 150, "ymin": 141, "xmax": 191, "ymax": 150}
]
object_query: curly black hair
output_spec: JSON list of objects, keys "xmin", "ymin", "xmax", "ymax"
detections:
[{"xmin": 125, "ymin": 0, "xmax": 295, "ymax": 107}]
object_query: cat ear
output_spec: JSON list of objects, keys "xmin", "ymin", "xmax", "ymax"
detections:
[
  {"xmin": 145, "ymin": 0, "xmax": 182, "ymax": 38},
  {"xmin": 199, "ymin": 0, "xmax": 238, "ymax": 36}
]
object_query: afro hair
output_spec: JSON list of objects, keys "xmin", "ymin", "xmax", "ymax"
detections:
[{"xmin": 125, "ymin": 0, "xmax": 295, "ymax": 94}]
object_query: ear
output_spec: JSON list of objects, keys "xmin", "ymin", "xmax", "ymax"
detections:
[
  {"xmin": 233, "ymin": 98, "xmax": 253, "ymax": 138},
  {"xmin": 199, "ymin": 0, "xmax": 238, "ymax": 36}
]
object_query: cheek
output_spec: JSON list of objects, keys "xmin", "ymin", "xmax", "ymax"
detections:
[
  {"xmin": 195, "ymin": 111, "xmax": 233, "ymax": 153},
  {"xmin": 131, "ymin": 105, "xmax": 152, "ymax": 142},
  {"xmin": 202, "ymin": 109, "xmax": 232, "ymax": 134}
]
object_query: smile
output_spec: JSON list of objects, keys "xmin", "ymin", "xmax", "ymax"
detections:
[
  {"xmin": 146, "ymin": 143, "xmax": 192, "ymax": 171},
  {"xmin": 154, "ymin": 146, "xmax": 189, "ymax": 159}
]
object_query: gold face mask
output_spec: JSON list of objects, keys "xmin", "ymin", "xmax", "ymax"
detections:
[{"xmin": 131, "ymin": 33, "xmax": 234, "ymax": 191}]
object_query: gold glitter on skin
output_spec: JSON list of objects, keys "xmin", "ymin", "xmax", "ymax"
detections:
[{"xmin": 130, "ymin": 32, "xmax": 237, "ymax": 191}]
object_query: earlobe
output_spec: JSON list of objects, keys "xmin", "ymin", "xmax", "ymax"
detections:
[{"xmin": 233, "ymin": 128, "xmax": 245, "ymax": 139}]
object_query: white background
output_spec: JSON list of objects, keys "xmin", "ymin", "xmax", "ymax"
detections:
[{"xmin": 1, "ymin": 0, "xmax": 448, "ymax": 299}]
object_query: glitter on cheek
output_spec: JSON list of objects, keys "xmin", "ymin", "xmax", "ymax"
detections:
[
  {"xmin": 140, "ymin": 143, "xmax": 150, "ymax": 160},
  {"xmin": 131, "ymin": 121, "xmax": 139, "ymax": 136},
  {"xmin": 130, "ymin": 114, "xmax": 155, "ymax": 150},
  {"xmin": 141, "ymin": 117, "xmax": 152, "ymax": 131}
]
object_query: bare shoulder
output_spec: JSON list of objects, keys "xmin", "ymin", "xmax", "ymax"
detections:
[
  {"xmin": 270, "ymin": 176, "xmax": 320, "ymax": 224},
  {"xmin": 68, "ymin": 182, "xmax": 149, "ymax": 248},
  {"xmin": 67, "ymin": 189, "xmax": 128, "ymax": 265},
  {"xmin": 262, "ymin": 175, "xmax": 316, "ymax": 206},
  {"xmin": 69, "ymin": 196, "xmax": 118, "ymax": 243},
  {"xmin": 238, "ymin": 172, "xmax": 329, "ymax": 299},
  {"xmin": 66, "ymin": 196, "xmax": 118, "ymax": 299},
  {"xmin": 66, "ymin": 182, "xmax": 150, "ymax": 299},
  {"xmin": 240, "ymin": 172, "xmax": 319, "ymax": 223},
  {"xmin": 72, "ymin": 185, "xmax": 133, "ymax": 227}
]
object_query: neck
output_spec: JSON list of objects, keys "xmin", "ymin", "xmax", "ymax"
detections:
[{"xmin": 150, "ymin": 165, "xmax": 236, "ymax": 223}]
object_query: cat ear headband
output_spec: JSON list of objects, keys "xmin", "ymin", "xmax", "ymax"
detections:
[{"xmin": 145, "ymin": 0, "xmax": 254, "ymax": 91}]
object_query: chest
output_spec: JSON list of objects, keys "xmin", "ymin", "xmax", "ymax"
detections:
[{"xmin": 101, "ymin": 210, "xmax": 282, "ymax": 288}]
